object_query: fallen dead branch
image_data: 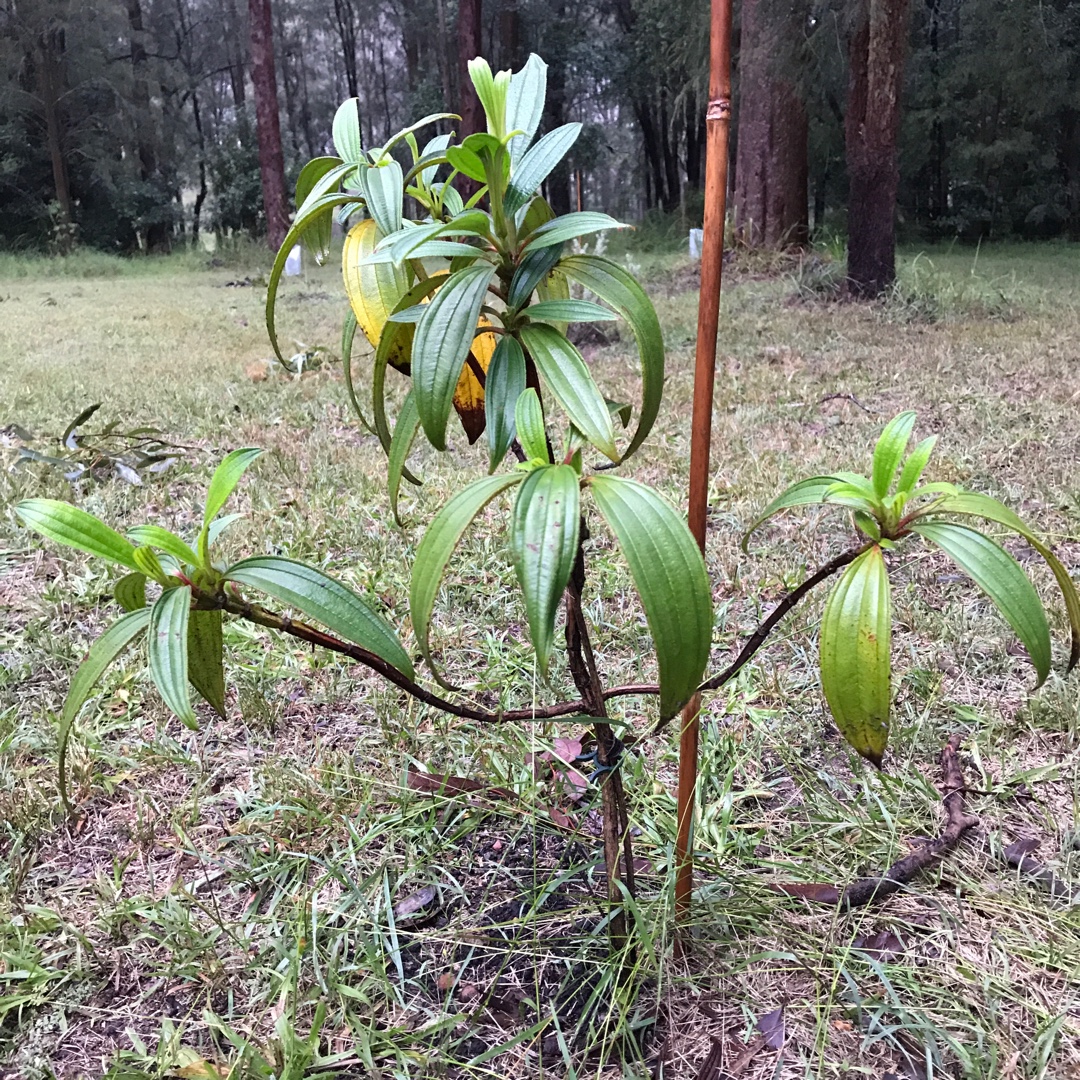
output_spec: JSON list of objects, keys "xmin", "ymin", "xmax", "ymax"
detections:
[{"xmin": 773, "ymin": 734, "xmax": 978, "ymax": 908}]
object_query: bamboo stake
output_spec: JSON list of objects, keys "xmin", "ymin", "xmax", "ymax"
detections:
[{"xmin": 674, "ymin": 0, "xmax": 733, "ymax": 949}]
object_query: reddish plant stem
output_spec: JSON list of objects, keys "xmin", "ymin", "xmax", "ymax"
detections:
[{"xmin": 563, "ymin": 519, "xmax": 633, "ymax": 948}]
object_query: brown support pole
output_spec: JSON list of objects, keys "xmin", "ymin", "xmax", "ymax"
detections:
[{"xmin": 674, "ymin": 0, "xmax": 733, "ymax": 951}]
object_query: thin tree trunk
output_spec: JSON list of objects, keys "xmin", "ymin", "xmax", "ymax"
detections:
[
  {"xmin": 248, "ymin": 0, "xmax": 289, "ymax": 249},
  {"xmin": 845, "ymin": 0, "xmax": 911, "ymax": 297},
  {"xmin": 126, "ymin": 0, "xmax": 171, "ymax": 251},
  {"xmin": 226, "ymin": 0, "xmax": 247, "ymax": 110},
  {"xmin": 35, "ymin": 27, "xmax": 73, "ymax": 242},
  {"xmin": 192, "ymin": 90, "xmax": 208, "ymax": 239}
]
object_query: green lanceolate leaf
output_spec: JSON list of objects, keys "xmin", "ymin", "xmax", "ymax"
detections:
[
  {"xmin": 926, "ymin": 492, "xmax": 1080, "ymax": 671},
  {"xmin": 510, "ymin": 465, "xmax": 581, "ymax": 674},
  {"xmin": 486, "ymin": 335, "xmax": 527, "ymax": 472},
  {"xmin": 207, "ymin": 513, "xmax": 245, "ymax": 548},
  {"xmin": 521, "ymin": 212, "xmax": 627, "ymax": 251},
  {"xmin": 149, "ymin": 585, "xmax": 197, "ymax": 729},
  {"xmin": 526, "ymin": 299, "xmax": 616, "ymax": 323},
  {"xmin": 267, "ymin": 192, "xmax": 356, "ymax": 366},
  {"xmin": 515, "ymin": 387, "xmax": 550, "ymax": 463},
  {"xmin": 741, "ymin": 476, "xmax": 873, "ymax": 550},
  {"xmin": 819, "ymin": 545, "xmax": 892, "ymax": 767},
  {"xmin": 372, "ymin": 277, "xmax": 443, "ymax": 474},
  {"xmin": 871, "ymin": 411, "xmax": 917, "ymax": 498},
  {"xmin": 508, "ymin": 245, "xmax": 563, "ymax": 310},
  {"xmin": 410, "ymin": 473, "xmax": 523, "ymax": 680},
  {"xmin": 188, "ymin": 609, "xmax": 225, "ymax": 716},
  {"xmin": 332, "ymin": 98, "xmax": 364, "ymax": 162},
  {"xmin": 416, "ymin": 132, "xmax": 452, "ymax": 187},
  {"xmin": 294, "ymin": 157, "xmax": 342, "ymax": 262},
  {"xmin": 114, "ymin": 573, "xmax": 147, "ymax": 612},
  {"xmin": 226, "ymin": 557, "xmax": 414, "ymax": 679},
  {"xmin": 468, "ymin": 58, "xmax": 510, "ymax": 138},
  {"xmin": 199, "ymin": 448, "xmax": 263, "ymax": 564},
  {"xmin": 57, "ymin": 607, "xmax": 151, "ymax": 810},
  {"xmin": 388, "ymin": 390, "xmax": 422, "ymax": 526},
  {"xmin": 896, "ymin": 435, "xmax": 938, "ymax": 494},
  {"xmin": 910, "ymin": 520, "xmax": 1052, "ymax": 686},
  {"xmin": 518, "ymin": 324, "xmax": 617, "ymax": 461},
  {"xmin": 341, "ymin": 308, "xmax": 375, "ymax": 434},
  {"xmin": 559, "ymin": 254, "xmax": 664, "ymax": 462},
  {"xmin": 505, "ymin": 123, "xmax": 582, "ymax": 216},
  {"xmin": 361, "ymin": 160, "xmax": 404, "ymax": 237},
  {"xmin": 16, "ymin": 499, "xmax": 140, "ymax": 571},
  {"xmin": 127, "ymin": 525, "xmax": 199, "ymax": 568},
  {"xmin": 589, "ymin": 475, "xmax": 713, "ymax": 720},
  {"xmin": 506, "ymin": 53, "xmax": 547, "ymax": 163},
  {"xmin": 412, "ymin": 263, "xmax": 496, "ymax": 450}
]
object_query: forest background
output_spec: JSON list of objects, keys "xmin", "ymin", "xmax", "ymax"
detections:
[{"xmin": 3, "ymin": 0, "xmax": 1079, "ymax": 266}]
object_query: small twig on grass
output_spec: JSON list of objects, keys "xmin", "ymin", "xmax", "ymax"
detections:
[
  {"xmin": 773, "ymin": 734, "xmax": 979, "ymax": 908},
  {"xmin": 819, "ymin": 392, "xmax": 875, "ymax": 414}
]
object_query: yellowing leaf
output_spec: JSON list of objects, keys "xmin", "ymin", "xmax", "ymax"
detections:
[
  {"xmin": 342, "ymin": 219, "xmax": 410, "ymax": 371},
  {"xmin": 452, "ymin": 317, "xmax": 497, "ymax": 444}
]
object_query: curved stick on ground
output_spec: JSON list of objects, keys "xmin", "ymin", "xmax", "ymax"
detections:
[{"xmin": 772, "ymin": 734, "xmax": 978, "ymax": 908}]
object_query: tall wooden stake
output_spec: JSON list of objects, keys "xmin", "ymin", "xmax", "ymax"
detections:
[{"xmin": 674, "ymin": 0, "xmax": 733, "ymax": 950}]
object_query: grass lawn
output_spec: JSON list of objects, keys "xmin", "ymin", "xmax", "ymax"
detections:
[{"xmin": 1, "ymin": 241, "xmax": 1079, "ymax": 1079}]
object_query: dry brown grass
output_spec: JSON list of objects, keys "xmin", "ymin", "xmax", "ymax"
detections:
[{"xmin": 1, "ymin": 243, "xmax": 1079, "ymax": 1078}]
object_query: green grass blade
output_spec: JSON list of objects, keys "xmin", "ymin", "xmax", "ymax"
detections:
[
  {"xmin": 911, "ymin": 520, "xmax": 1052, "ymax": 686},
  {"xmin": 871, "ymin": 411, "xmax": 917, "ymax": 498},
  {"xmin": 16, "ymin": 499, "xmax": 140, "ymax": 571},
  {"xmin": 226, "ymin": 556, "xmax": 414, "ymax": 679},
  {"xmin": 518, "ymin": 323, "xmax": 617, "ymax": 461},
  {"xmin": 149, "ymin": 586, "xmax": 197, "ymax": 729},
  {"xmin": 589, "ymin": 475, "xmax": 713, "ymax": 720},
  {"xmin": 57, "ymin": 608, "xmax": 151, "ymax": 811},
  {"xmin": 510, "ymin": 465, "xmax": 581, "ymax": 675},
  {"xmin": 819, "ymin": 545, "xmax": 892, "ymax": 766},
  {"xmin": 410, "ymin": 473, "xmax": 523, "ymax": 682}
]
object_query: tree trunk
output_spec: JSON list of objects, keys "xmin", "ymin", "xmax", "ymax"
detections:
[
  {"xmin": 544, "ymin": 26, "xmax": 572, "ymax": 216},
  {"xmin": 34, "ymin": 25, "xmax": 73, "ymax": 244},
  {"xmin": 1062, "ymin": 108, "xmax": 1080, "ymax": 242},
  {"xmin": 845, "ymin": 0, "xmax": 912, "ymax": 297},
  {"xmin": 226, "ymin": 0, "xmax": 247, "ymax": 110},
  {"xmin": 333, "ymin": 0, "xmax": 360, "ymax": 99},
  {"xmin": 126, "ymin": 0, "xmax": 171, "ymax": 251},
  {"xmin": 456, "ymin": 0, "xmax": 483, "ymax": 138},
  {"xmin": 248, "ymin": 0, "xmax": 289, "ymax": 249},
  {"xmin": 732, "ymin": 0, "xmax": 808, "ymax": 248}
]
